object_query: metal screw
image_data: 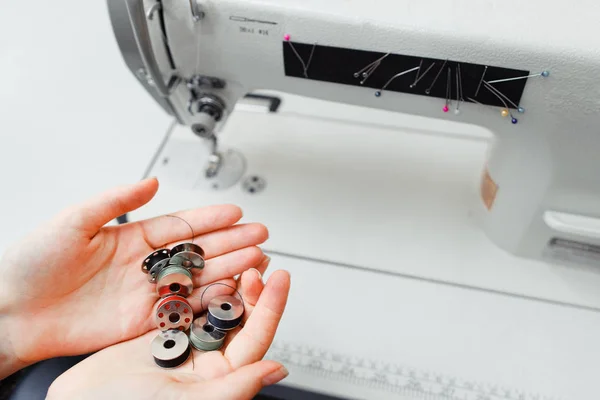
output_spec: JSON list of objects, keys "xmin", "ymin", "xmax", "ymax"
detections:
[
  {"xmin": 136, "ymin": 68, "xmax": 155, "ymax": 86},
  {"xmin": 136, "ymin": 68, "xmax": 148, "ymax": 80},
  {"xmin": 242, "ymin": 176, "xmax": 266, "ymax": 194}
]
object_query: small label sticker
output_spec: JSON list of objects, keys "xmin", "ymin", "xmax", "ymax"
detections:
[
  {"xmin": 239, "ymin": 26, "xmax": 255, "ymax": 34},
  {"xmin": 239, "ymin": 26, "xmax": 270, "ymax": 36},
  {"xmin": 481, "ymin": 167, "xmax": 498, "ymax": 210}
]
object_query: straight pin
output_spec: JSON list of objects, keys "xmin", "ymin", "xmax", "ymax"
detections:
[
  {"xmin": 374, "ymin": 66, "xmax": 420, "ymax": 97},
  {"xmin": 455, "ymin": 64, "xmax": 464, "ymax": 115},
  {"xmin": 483, "ymin": 81, "xmax": 525, "ymax": 113},
  {"xmin": 474, "ymin": 66, "xmax": 488, "ymax": 97},
  {"xmin": 425, "ymin": 60, "xmax": 447, "ymax": 95},
  {"xmin": 410, "ymin": 60, "xmax": 424, "ymax": 87},
  {"xmin": 487, "ymin": 71, "xmax": 550, "ymax": 84},
  {"xmin": 443, "ymin": 67, "xmax": 451, "ymax": 113},
  {"xmin": 284, "ymin": 35, "xmax": 316, "ymax": 78},
  {"xmin": 410, "ymin": 62, "xmax": 436, "ymax": 89},
  {"xmin": 484, "ymin": 84, "xmax": 518, "ymax": 124},
  {"xmin": 354, "ymin": 52, "xmax": 390, "ymax": 82}
]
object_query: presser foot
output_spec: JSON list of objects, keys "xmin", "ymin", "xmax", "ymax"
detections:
[{"xmin": 194, "ymin": 148, "xmax": 246, "ymax": 191}]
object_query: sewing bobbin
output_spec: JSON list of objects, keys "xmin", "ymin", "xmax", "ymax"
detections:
[
  {"xmin": 207, "ymin": 295, "xmax": 244, "ymax": 331},
  {"xmin": 170, "ymin": 243, "xmax": 205, "ymax": 269},
  {"xmin": 189, "ymin": 313, "xmax": 226, "ymax": 351},
  {"xmin": 142, "ymin": 249, "xmax": 170, "ymax": 279},
  {"xmin": 151, "ymin": 330, "xmax": 191, "ymax": 369},
  {"xmin": 156, "ymin": 266, "xmax": 194, "ymax": 297},
  {"xmin": 154, "ymin": 295, "xmax": 193, "ymax": 331}
]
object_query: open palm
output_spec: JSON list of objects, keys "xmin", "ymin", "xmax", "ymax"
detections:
[
  {"xmin": 0, "ymin": 178, "xmax": 270, "ymax": 368},
  {"xmin": 47, "ymin": 268, "xmax": 291, "ymax": 400}
]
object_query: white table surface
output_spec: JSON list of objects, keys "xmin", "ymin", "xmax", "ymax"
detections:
[{"xmin": 0, "ymin": 1, "xmax": 171, "ymax": 253}]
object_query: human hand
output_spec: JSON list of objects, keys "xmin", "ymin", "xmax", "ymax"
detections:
[
  {"xmin": 47, "ymin": 268, "xmax": 291, "ymax": 400},
  {"xmin": 0, "ymin": 178, "xmax": 270, "ymax": 377}
]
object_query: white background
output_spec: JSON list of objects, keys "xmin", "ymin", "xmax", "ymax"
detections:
[{"xmin": 0, "ymin": 1, "xmax": 171, "ymax": 253}]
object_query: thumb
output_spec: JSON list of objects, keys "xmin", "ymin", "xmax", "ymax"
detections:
[
  {"xmin": 63, "ymin": 177, "xmax": 159, "ymax": 236},
  {"xmin": 193, "ymin": 360, "xmax": 289, "ymax": 400}
]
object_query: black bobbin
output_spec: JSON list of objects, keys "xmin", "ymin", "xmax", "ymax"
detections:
[
  {"xmin": 142, "ymin": 249, "xmax": 170, "ymax": 274},
  {"xmin": 151, "ymin": 330, "xmax": 191, "ymax": 369},
  {"xmin": 207, "ymin": 295, "xmax": 244, "ymax": 331}
]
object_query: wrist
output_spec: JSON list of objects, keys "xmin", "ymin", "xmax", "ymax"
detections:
[{"xmin": 0, "ymin": 307, "xmax": 32, "ymax": 379}]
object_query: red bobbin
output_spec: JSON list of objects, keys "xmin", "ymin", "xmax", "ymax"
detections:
[{"xmin": 154, "ymin": 295, "xmax": 193, "ymax": 332}]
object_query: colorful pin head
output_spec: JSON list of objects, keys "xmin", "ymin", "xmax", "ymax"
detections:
[
  {"xmin": 443, "ymin": 105, "xmax": 449, "ymax": 113},
  {"xmin": 374, "ymin": 91, "xmax": 381, "ymax": 97},
  {"xmin": 511, "ymin": 117, "xmax": 518, "ymax": 124},
  {"xmin": 541, "ymin": 70, "xmax": 550, "ymax": 78},
  {"xmin": 284, "ymin": 34, "xmax": 291, "ymax": 41},
  {"xmin": 501, "ymin": 109, "xmax": 509, "ymax": 117},
  {"xmin": 518, "ymin": 107, "xmax": 525, "ymax": 113}
]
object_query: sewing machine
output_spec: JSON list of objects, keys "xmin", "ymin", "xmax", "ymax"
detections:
[{"xmin": 107, "ymin": 1, "xmax": 600, "ymax": 398}]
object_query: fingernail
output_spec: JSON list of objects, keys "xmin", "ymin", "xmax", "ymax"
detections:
[
  {"xmin": 249, "ymin": 268, "xmax": 262, "ymax": 281},
  {"xmin": 262, "ymin": 366, "xmax": 289, "ymax": 386}
]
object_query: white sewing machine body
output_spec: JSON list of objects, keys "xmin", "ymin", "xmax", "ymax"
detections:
[
  {"xmin": 109, "ymin": 0, "xmax": 600, "ymax": 267},
  {"xmin": 107, "ymin": 1, "xmax": 600, "ymax": 398}
]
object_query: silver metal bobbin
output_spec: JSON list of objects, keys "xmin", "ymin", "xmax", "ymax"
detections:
[
  {"xmin": 169, "ymin": 243, "xmax": 205, "ymax": 269},
  {"xmin": 148, "ymin": 258, "xmax": 170, "ymax": 283},
  {"xmin": 156, "ymin": 266, "xmax": 194, "ymax": 298},
  {"xmin": 154, "ymin": 295, "xmax": 193, "ymax": 331},
  {"xmin": 142, "ymin": 249, "xmax": 170, "ymax": 275},
  {"xmin": 151, "ymin": 330, "xmax": 191, "ymax": 369},
  {"xmin": 189, "ymin": 313, "xmax": 226, "ymax": 351},
  {"xmin": 207, "ymin": 295, "xmax": 244, "ymax": 331}
]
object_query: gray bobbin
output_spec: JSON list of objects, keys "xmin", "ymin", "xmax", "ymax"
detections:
[
  {"xmin": 189, "ymin": 314, "xmax": 226, "ymax": 351},
  {"xmin": 156, "ymin": 266, "xmax": 194, "ymax": 297},
  {"xmin": 170, "ymin": 243, "xmax": 205, "ymax": 269}
]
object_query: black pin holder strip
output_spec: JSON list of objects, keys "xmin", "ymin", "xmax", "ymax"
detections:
[{"xmin": 282, "ymin": 42, "xmax": 528, "ymax": 109}]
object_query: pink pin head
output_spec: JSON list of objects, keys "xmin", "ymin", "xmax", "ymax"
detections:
[
  {"xmin": 443, "ymin": 105, "xmax": 449, "ymax": 113},
  {"xmin": 284, "ymin": 34, "xmax": 291, "ymax": 41}
]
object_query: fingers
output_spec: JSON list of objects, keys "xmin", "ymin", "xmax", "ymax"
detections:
[
  {"xmin": 222, "ymin": 265, "xmax": 267, "ymax": 348},
  {"xmin": 253, "ymin": 255, "xmax": 271, "ymax": 279},
  {"xmin": 236, "ymin": 263, "xmax": 268, "ymax": 324},
  {"xmin": 194, "ymin": 360, "xmax": 288, "ymax": 400},
  {"xmin": 192, "ymin": 247, "xmax": 265, "ymax": 287},
  {"xmin": 65, "ymin": 177, "xmax": 159, "ymax": 237},
  {"xmin": 189, "ymin": 253, "xmax": 269, "ymax": 321},
  {"xmin": 138, "ymin": 204, "xmax": 244, "ymax": 249},
  {"xmin": 224, "ymin": 270, "xmax": 291, "ymax": 369},
  {"xmin": 239, "ymin": 264, "xmax": 266, "ymax": 309}
]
